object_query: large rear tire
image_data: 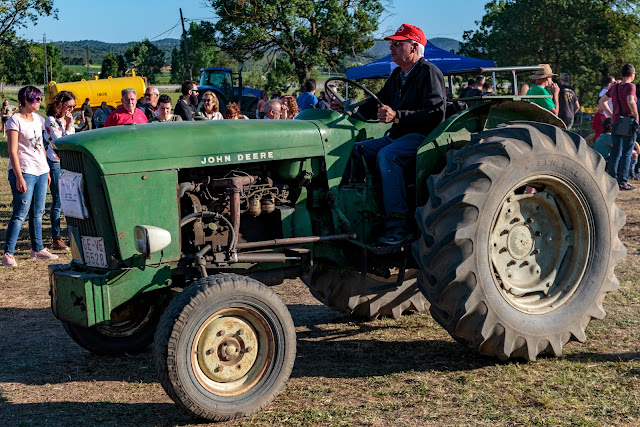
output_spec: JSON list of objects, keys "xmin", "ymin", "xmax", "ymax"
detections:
[
  {"xmin": 413, "ymin": 122, "xmax": 626, "ymax": 361},
  {"xmin": 302, "ymin": 263, "xmax": 428, "ymax": 319},
  {"xmin": 153, "ymin": 274, "xmax": 296, "ymax": 421}
]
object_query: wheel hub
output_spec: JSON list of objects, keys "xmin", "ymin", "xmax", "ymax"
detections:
[
  {"xmin": 491, "ymin": 191, "xmax": 571, "ymax": 300},
  {"xmin": 197, "ymin": 316, "xmax": 259, "ymax": 383},
  {"xmin": 507, "ymin": 224, "xmax": 534, "ymax": 259}
]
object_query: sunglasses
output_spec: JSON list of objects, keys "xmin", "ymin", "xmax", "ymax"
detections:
[
  {"xmin": 144, "ymin": 93, "xmax": 154, "ymax": 97},
  {"xmin": 32, "ymin": 97, "xmax": 42, "ymax": 103},
  {"xmin": 389, "ymin": 40, "xmax": 413, "ymax": 47}
]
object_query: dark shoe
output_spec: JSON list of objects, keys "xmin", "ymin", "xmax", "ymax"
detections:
[
  {"xmin": 619, "ymin": 183, "xmax": 637, "ymax": 191},
  {"xmin": 51, "ymin": 238, "xmax": 70, "ymax": 251},
  {"xmin": 377, "ymin": 227, "xmax": 415, "ymax": 246}
]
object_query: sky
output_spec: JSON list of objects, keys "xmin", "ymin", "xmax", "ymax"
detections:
[{"xmin": 19, "ymin": 0, "xmax": 487, "ymax": 44}]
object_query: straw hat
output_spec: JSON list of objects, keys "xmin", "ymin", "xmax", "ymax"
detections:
[{"xmin": 530, "ymin": 64, "xmax": 557, "ymax": 80}]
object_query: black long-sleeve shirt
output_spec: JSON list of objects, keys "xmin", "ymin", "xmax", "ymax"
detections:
[{"xmin": 361, "ymin": 57, "xmax": 446, "ymax": 139}]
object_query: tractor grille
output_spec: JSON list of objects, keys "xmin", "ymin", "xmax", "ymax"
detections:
[{"xmin": 59, "ymin": 150, "xmax": 99, "ymax": 237}]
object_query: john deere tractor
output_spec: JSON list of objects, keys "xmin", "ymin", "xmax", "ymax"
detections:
[{"xmin": 49, "ymin": 66, "xmax": 625, "ymax": 421}]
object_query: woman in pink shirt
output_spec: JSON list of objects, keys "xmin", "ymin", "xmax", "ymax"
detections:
[{"xmin": 3, "ymin": 86, "xmax": 58, "ymax": 267}]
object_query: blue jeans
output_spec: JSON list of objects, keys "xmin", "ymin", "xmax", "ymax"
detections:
[
  {"xmin": 630, "ymin": 155, "xmax": 638, "ymax": 178},
  {"xmin": 4, "ymin": 170, "xmax": 48, "ymax": 254},
  {"xmin": 352, "ymin": 133, "xmax": 425, "ymax": 227},
  {"xmin": 608, "ymin": 133, "xmax": 635, "ymax": 185},
  {"xmin": 47, "ymin": 159, "xmax": 62, "ymax": 239}
]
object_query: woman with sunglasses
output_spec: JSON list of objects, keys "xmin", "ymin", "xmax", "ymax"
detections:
[
  {"xmin": 2, "ymin": 86, "xmax": 58, "ymax": 267},
  {"xmin": 43, "ymin": 90, "xmax": 76, "ymax": 251},
  {"xmin": 198, "ymin": 91, "xmax": 224, "ymax": 120},
  {"xmin": 281, "ymin": 95, "xmax": 299, "ymax": 120}
]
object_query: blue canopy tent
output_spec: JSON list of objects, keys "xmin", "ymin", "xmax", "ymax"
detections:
[{"xmin": 346, "ymin": 41, "xmax": 495, "ymax": 79}]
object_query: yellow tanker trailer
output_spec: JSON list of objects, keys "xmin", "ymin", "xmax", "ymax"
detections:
[{"xmin": 45, "ymin": 73, "xmax": 146, "ymax": 130}]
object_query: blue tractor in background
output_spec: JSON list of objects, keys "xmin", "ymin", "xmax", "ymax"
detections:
[{"xmin": 198, "ymin": 67, "xmax": 262, "ymax": 118}]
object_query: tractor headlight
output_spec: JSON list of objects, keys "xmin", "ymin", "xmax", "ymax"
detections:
[{"xmin": 134, "ymin": 225, "xmax": 171, "ymax": 257}]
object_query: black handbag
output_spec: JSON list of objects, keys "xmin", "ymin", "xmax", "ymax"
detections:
[
  {"xmin": 612, "ymin": 84, "xmax": 639, "ymax": 136},
  {"xmin": 613, "ymin": 116, "xmax": 638, "ymax": 136}
]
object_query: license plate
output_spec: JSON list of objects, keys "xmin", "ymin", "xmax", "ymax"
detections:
[{"xmin": 81, "ymin": 236, "xmax": 108, "ymax": 268}]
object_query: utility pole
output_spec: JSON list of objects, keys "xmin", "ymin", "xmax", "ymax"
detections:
[
  {"xmin": 180, "ymin": 8, "xmax": 193, "ymax": 81},
  {"xmin": 43, "ymin": 34, "xmax": 48, "ymax": 87},
  {"xmin": 86, "ymin": 44, "xmax": 90, "ymax": 75}
]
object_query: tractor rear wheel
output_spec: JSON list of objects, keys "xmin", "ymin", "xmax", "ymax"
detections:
[
  {"xmin": 153, "ymin": 274, "xmax": 295, "ymax": 421},
  {"xmin": 413, "ymin": 122, "xmax": 626, "ymax": 361},
  {"xmin": 302, "ymin": 263, "xmax": 428, "ymax": 319}
]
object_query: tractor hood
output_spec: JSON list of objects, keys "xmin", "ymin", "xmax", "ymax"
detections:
[{"xmin": 54, "ymin": 119, "xmax": 327, "ymax": 175}]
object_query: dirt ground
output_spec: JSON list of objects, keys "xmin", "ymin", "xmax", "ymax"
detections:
[{"xmin": 2, "ymin": 184, "xmax": 640, "ymax": 426}]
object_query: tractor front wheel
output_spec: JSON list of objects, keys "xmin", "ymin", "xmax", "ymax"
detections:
[
  {"xmin": 62, "ymin": 294, "xmax": 163, "ymax": 355},
  {"xmin": 153, "ymin": 274, "xmax": 296, "ymax": 421}
]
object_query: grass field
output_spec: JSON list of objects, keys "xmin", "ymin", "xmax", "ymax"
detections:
[
  {"xmin": 64, "ymin": 65, "xmax": 102, "ymax": 74},
  {"xmin": 0, "ymin": 130, "xmax": 639, "ymax": 426}
]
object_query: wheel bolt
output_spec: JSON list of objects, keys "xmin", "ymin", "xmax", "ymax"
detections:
[
  {"xmin": 236, "ymin": 329, "xmax": 244, "ymax": 336},
  {"xmin": 526, "ymin": 218, "xmax": 533, "ymax": 224},
  {"xmin": 501, "ymin": 230, "xmax": 509, "ymax": 235},
  {"xmin": 535, "ymin": 231, "xmax": 542, "ymax": 237},
  {"xmin": 499, "ymin": 247, "xmax": 507, "ymax": 253},
  {"xmin": 507, "ymin": 260, "xmax": 516, "ymax": 266},
  {"xmin": 245, "ymin": 346, "xmax": 253, "ymax": 353},
  {"xmin": 522, "ymin": 261, "xmax": 529, "ymax": 266},
  {"xmin": 217, "ymin": 330, "xmax": 225, "ymax": 337},
  {"xmin": 214, "ymin": 366, "xmax": 223, "ymax": 373},
  {"xmin": 532, "ymin": 249, "xmax": 540, "ymax": 255}
]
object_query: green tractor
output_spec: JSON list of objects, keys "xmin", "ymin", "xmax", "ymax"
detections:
[{"xmin": 49, "ymin": 66, "xmax": 625, "ymax": 421}]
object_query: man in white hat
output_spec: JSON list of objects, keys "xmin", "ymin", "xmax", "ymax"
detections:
[{"xmin": 526, "ymin": 64, "xmax": 560, "ymax": 115}]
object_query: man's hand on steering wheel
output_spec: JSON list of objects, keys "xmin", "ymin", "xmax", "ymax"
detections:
[{"xmin": 377, "ymin": 105, "xmax": 396, "ymax": 123}]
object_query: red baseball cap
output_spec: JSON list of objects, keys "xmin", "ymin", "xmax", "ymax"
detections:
[{"xmin": 384, "ymin": 24, "xmax": 426, "ymax": 46}]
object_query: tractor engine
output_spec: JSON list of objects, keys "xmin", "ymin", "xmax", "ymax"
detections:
[{"xmin": 179, "ymin": 169, "xmax": 292, "ymax": 256}]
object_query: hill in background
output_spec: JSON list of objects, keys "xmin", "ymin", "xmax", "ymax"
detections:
[
  {"xmin": 55, "ymin": 38, "xmax": 180, "ymax": 65},
  {"xmin": 361, "ymin": 37, "xmax": 461, "ymax": 61},
  {"xmin": 55, "ymin": 37, "xmax": 461, "ymax": 67}
]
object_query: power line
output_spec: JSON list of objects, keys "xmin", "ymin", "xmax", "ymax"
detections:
[{"xmin": 149, "ymin": 20, "xmax": 181, "ymax": 41}]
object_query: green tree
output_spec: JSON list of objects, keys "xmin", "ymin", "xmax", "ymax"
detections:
[
  {"xmin": 0, "ymin": 36, "xmax": 66, "ymax": 85},
  {"xmin": 460, "ymin": 0, "xmax": 640, "ymax": 106},
  {"xmin": 0, "ymin": 0, "xmax": 57, "ymax": 40},
  {"xmin": 170, "ymin": 21, "xmax": 235, "ymax": 84},
  {"xmin": 100, "ymin": 52, "xmax": 126, "ymax": 78},
  {"xmin": 207, "ymin": 0, "xmax": 384, "ymax": 85},
  {"xmin": 124, "ymin": 39, "xmax": 165, "ymax": 83},
  {"xmin": 264, "ymin": 57, "xmax": 297, "ymax": 94}
]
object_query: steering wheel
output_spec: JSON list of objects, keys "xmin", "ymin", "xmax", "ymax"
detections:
[{"xmin": 324, "ymin": 77, "xmax": 383, "ymax": 123}]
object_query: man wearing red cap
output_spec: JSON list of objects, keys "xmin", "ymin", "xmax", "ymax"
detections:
[{"xmin": 350, "ymin": 23, "xmax": 446, "ymax": 245}]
